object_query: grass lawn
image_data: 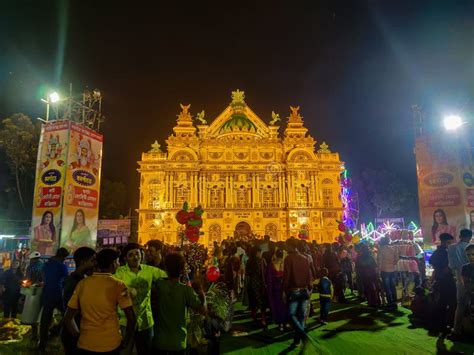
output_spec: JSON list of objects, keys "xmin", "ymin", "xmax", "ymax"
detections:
[
  {"xmin": 221, "ymin": 296, "xmax": 474, "ymax": 355},
  {"xmin": 2, "ymin": 295, "xmax": 474, "ymax": 354}
]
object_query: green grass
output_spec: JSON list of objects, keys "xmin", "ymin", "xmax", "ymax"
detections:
[
  {"xmin": 3, "ymin": 295, "xmax": 474, "ymax": 354},
  {"xmin": 221, "ymin": 296, "xmax": 474, "ymax": 355}
]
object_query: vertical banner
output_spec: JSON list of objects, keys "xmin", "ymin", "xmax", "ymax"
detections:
[
  {"xmin": 60, "ymin": 123, "xmax": 103, "ymax": 251},
  {"xmin": 415, "ymin": 133, "xmax": 473, "ymax": 244},
  {"xmin": 31, "ymin": 121, "xmax": 70, "ymax": 255}
]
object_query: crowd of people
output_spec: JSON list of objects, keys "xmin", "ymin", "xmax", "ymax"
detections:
[{"xmin": 0, "ymin": 229, "xmax": 473, "ymax": 353}]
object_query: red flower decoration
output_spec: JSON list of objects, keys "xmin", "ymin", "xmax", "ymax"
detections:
[
  {"xmin": 176, "ymin": 210, "xmax": 190, "ymax": 225},
  {"xmin": 206, "ymin": 266, "xmax": 221, "ymax": 282}
]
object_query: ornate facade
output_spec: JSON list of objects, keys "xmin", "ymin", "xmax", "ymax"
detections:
[{"xmin": 138, "ymin": 90, "xmax": 343, "ymax": 245}]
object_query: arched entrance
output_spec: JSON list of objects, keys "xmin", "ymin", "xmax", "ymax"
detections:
[{"xmin": 234, "ymin": 221, "xmax": 251, "ymax": 239}]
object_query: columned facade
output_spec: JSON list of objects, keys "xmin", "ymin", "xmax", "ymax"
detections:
[{"xmin": 138, "ymin": 91, "xmax": 343, "ymax": 245}]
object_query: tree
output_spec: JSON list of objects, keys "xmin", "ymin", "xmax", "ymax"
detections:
[
  {"xmin": 99, "ymin": 179, "xmax": 128, "ymax": 219},
  {"xmin": 0, "ymin": 114, "xmax": 40, "ymax": 212},
  {"xmin": 352, "ymin": 169, "xmax": 417, "ymax": 222}
]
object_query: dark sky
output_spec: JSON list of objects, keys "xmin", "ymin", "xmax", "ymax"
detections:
[{"xmin": 2, "ymin": 0, "xmax": 474, "ymax": 211}]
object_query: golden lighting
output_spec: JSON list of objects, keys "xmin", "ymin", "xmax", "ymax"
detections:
[{"xmin": 137, "ymin": 90, "xmax": 343, "ymax": 245}]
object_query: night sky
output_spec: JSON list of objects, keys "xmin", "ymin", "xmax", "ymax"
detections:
[{"xmin": 2, "ymin": 1, "xmax": 474, "ymax": 212}]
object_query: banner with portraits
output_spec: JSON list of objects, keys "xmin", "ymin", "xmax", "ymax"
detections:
[
  {"xmin": 415, "ymin": 132, "xmax": 473, "ymax": 244},
  {"xmin": 60, "ymin": 123, "xmax": 103, "ymax": 251},
  {"xmin": 31, "ymin": 121, "xmax": 70, "ymax": 255},
  {"xmin": 30, "ymin": 121, "xmax": 103, "ymax": 255}
]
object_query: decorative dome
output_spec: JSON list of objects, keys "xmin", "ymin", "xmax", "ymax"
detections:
[{"xmin": 219, "ymin": 113, "xmax": 257, "ymax": 133}]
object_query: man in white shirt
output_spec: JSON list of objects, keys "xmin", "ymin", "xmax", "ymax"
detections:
[{"xmin": 448, "ymin": 229, "xmax": 472, "ymax": 336}]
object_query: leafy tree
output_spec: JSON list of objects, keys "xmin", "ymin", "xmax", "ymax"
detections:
[
  {"xmin": 99, "ymin": 179, "xmax": 128, "ymax": 219},
  {"xmin": 0, "ymin": 114, "xmax": 40, "ymax": 212},
  {"xmin": 352, "ymin": 169, "xmax": 417, "ymax": 222}
]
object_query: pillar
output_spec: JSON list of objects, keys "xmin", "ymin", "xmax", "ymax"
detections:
[{"xmin": 252, "ymin": 174, "xmax": 256, "ymax": 207}]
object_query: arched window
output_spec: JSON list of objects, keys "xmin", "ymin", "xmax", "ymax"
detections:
[
  {"xmin": 296, "ymin": 185, "xmax": 308, "ymax": 207},
  {"xmin": 323, "ymin": 188, "xmax": 333, "ymax": 207}
]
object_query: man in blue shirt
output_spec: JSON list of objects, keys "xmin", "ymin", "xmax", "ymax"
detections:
[{"xmin": 38, "ymin": 247, "xmax": 69, "ymax": 351}]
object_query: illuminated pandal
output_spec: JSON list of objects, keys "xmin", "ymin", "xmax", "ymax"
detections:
[{"xmin": 359, "ymin": 220, "xmax": 422, "ymax": 243}]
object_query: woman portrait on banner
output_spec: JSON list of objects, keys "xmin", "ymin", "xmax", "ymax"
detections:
[
  {"xmin": 33, "ymin": 211, "xmax": 56, "ymax": 255},
  {"xmin": 431, "ymin": 208, "xmax": 456, "ymax": 244},
  {"xmin": 470, "ymin": 210, "xmax": 474, "ymax": 234},
  {"xmin": 65, "ymin": 209, "xmax": 92, "ymax": 249}
]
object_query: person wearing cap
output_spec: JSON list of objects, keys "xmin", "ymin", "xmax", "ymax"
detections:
[
  {"xmin": 448, "ymin": 229, "xmax": 473, "ymax": 336},
  {"xmin": 26, "ymin": 251, "xmax": 44, "ymax": 285},
  {"xmin": 25, "ymin": 251, "xmax": 44, "ymax": 341},
  {"xmin": 429, "ymin": 233, "xmax": 456, "ymax": 332}
]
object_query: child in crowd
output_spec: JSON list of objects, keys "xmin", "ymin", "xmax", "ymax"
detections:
[
  {"xmin": 318, "ymin": 268, "xmax": 333, "ymax": 324},
  {"xmin": 411, "ymin": 286, "xmax": 428, "ymax": 320}
]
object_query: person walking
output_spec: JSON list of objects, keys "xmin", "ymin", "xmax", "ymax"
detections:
[
  {"xmin": 355, "ymin": 244, "xmax": 380, "ymax": 308},
  {"xmin": 318, "ymin": 268, "xmax": 333, "ymax": 324},
  {"xmin": 283, "ymin": 238, "xmax": 313, "ymax": 347},
  {"xmin": 64, "ymin": 248, "xmax": 136, "ymax": 355},
  {"xmin": 429, "ymin": 233, "xmax": 456, "ymax": 333},
  {"xmin": 24, "ymin": 251, "xmax": 44, "ymax": 341},
  {"xmin": 61, "ymin": 247, "xmax": 96, "ymax": 355},
  {"xmin": 114, "ymin": 243, "xmax": 167, "ymax": 355},
  {"xmin": 322, "ymin": 244, "xmax": 345, "ymax": 302},
  {"xmin": 152, "ymin": 253, "xmax": 207, "ymax": 353},
  {"xmin": 377, "ymin": 237, "xmax": 399, "ymax": 308},
  {"xmin": 448, "ymin": 229, "xmax": 472, "ymax": 337},
  {"xmin": 0, "ymin": 261, "xmax": 23, "ymax": 318},
  {"xmin": 246, "ymin": 245, "xmax": 267, "ymax": 327},
  {"xmin": 266, "ymin": 249, "xmax": 288, "ymax": 331},
  {"xmin": 39, "ymin": 247, "xmax": 69, "ymax": 351}
]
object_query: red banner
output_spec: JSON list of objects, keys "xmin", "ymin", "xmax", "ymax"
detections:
[
  {"xmin": 421, "ymin": 187, "xmax": 462, "ymax": 208},
  {"xmin": 36, "ymin": 187, "xmax": 62, "ymax": 208},
  {"xmin": 66, "ymin": 186, "xmax": 98, "ymax": 209}
]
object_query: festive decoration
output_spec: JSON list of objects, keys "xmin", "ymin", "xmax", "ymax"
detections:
[
  {"xmin": 338, "ymin": 223, "xmax": 346, "ymax": 232},
  {"xmin": 360, "ymin": 220, "xmax": 422, "ymax": 243},
  {"xmin": 206, "ymin": 266, "xmax": 221, "ymax": 282},
  {"xmin": 176, "ymin": 202, "xmax": 205, "ymax": 243},
  {"xmin": 176, "ymin": 210, "xmax": 190, "ymax": 225},
  {"xmin": 298, "ymin": 228, "xmax": 309, "ymax": 240},
  {"xmin": 340, "ymin": 170, "xmax": 359, "ymax": 230},
  {"xmin": 352, "ymin": 236, "xmax": 360, "ymax": 244},
  {"xmin": 344, "ymin": 233, "xmax": 353, "ymax": 242}
]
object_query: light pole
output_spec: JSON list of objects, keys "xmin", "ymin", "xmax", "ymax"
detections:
[
  {"xmin": 39, "ymin": 91, "xmax": 61, "ymax": 122},
  {"xmin": 443, "ymin": 115, "xmax": 464, "ymax": 131}
]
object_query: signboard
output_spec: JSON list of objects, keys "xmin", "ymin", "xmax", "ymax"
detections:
[
  {"xmin": 31, "ymin": 121, "xmax": 70, "ymax": 255},
  {"xmin": 415, "ymin": 133, "xmax": 473, "ymax": 244},
  {"xmin": 60, "ymin": 123, "xmax": 103, "ymax": 251},
  {"xmin": 97, "ymin": 219, "xmax": 131, "ymax": 247}
]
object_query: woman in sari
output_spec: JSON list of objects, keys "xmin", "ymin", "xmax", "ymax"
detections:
[
  {"xmin": 266, "ymin": 249, "xmax": 288, "ymax": 331},
  {"xmin": 65, "ymin": 209, "xmax": 91, "ymax": 249},
  {"xmin": 246, "ymin": 245, "xmax": 266, "ymax": 327},
  {"xmin": 33, "ymin": 211, "xmax": 56, "ymax": 255}
]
